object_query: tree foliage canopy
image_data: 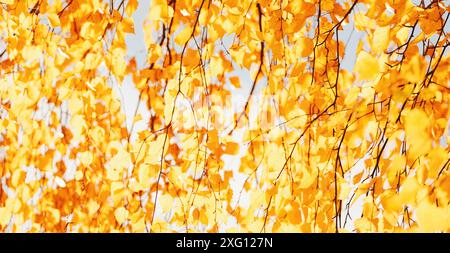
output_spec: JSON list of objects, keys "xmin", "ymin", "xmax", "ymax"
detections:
[{"xmin": 0, "ymin": 0, "xmax": 449, "ymax": 232}]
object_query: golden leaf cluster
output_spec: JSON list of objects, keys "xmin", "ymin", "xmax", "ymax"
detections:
[{"xmin": 0, "ymin": 0, "xmax": 449, "ymax": 232}]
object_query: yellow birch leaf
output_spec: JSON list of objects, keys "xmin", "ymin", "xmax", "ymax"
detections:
[
  {"xmin": 354, "ymin": 51, "xmax": 380, "ymax": 80},
  {"xmin": 405, "ymin": 109, "xmax": 431, "ymax": 158},
  {"xmin": 416, "ymin": 200, "xmax": 450, "ymax": 232},
  {"xmin": 114, "ymin": 207, "xmax": 129, "ymax": 224}
]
